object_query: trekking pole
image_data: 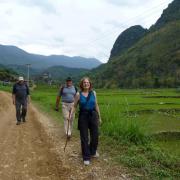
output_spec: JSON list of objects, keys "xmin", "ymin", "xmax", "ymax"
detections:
[{"xmin": 64, "ymin": 109, "xmax": 71, "ymax": 152}]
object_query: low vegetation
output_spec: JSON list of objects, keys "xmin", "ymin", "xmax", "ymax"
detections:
[
  {"xmin": 0, "ymin": 65, "xmax": 17, "ymax": 81},
  {"xmin": 28, "ymin": 85, "xmax": 180, "ymax": 179},
  {"xmin": 1, "ymin": 84, "xmax": 179, "ymax": 178}
]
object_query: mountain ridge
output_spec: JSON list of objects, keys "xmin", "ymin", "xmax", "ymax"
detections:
[
  {"xmin": 89, "ymin": 0, "xmax": 180, "ymax": 88},
  {"xmin": 109, "ymin": 25, "xmax": 148, "ymax": 60},
  {"xmin": 0, "ymin": 44, "xmax": 102, "ymax": 70}
]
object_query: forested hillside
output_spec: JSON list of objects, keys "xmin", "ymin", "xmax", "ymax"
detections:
[
  {"xmin": 90, "ymin": 0, "xmax": 180, "ymax": 88},
  {"xmin": 110, "ymin": 25, "xmax": 147, "ymax": 59},
  {"xmin": 0, "ymin": 65, "xmax": 17, "ymax": 81}
]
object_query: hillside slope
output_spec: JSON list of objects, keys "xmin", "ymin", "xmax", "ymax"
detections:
[
  {"xmin": 110, "ymin": 25, "xmax": 147, "ymax": 59},
  {"xmin": 90, "ymin": 0, "xmax": 180, "ymax": 88}
]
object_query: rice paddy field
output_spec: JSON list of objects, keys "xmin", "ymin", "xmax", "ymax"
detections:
[
  {"xmin": 97, "ymin": 89, "xmax": 180, "ymax": 177},
  {"xmin": 98, "ymin": 89, "xmax": 180, "ymax": 150},
  {"xmin": 1, "ymin": 83, "xmax": 180, "ymax": 178}
]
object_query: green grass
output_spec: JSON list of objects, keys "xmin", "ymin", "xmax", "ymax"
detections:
[
  {"xmin": 30, "ymin": 84, "xmax": 63, "ymax": 121},
  {"xmin": 0, "ymin": 83, "xmax": 12, "ymax": 92},
  {"xmin": 98, "ymin": 89, "xmax": 180, "ymax": 133},
  {"xmin": 2, "ymin": 84, "xmax": 179, "ymax": 179},
  {"xmin": 100, "ymin": 136, "xmax": 180, "ymax": 179},
  {"xmin": 98, "ymin": 88, "xmax": 180, "ymax": 178}
]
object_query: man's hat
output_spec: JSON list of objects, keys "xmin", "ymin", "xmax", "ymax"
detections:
[
  {"xmin": 18, "ymin": 76, "xmax": 24, "ymax": 81},
  {"xmin": 66, "ymin": 77, "xmax": 72, "ymax": 81}
]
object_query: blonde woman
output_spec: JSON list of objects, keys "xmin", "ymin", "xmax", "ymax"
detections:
[{"xmin": 70, "ymin": 77, "xmax": 101, "ymax": 165}]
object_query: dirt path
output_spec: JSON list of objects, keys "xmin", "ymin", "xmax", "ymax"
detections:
[{"xmin": 0, "ymin": 91, "xmax": 129, "ymax": 180}]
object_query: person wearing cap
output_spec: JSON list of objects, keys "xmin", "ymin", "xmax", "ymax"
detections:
[
  {"xmin": 12, "ymin": 76, "xmax": 30, "ymax": 125},
  {"xmin": 55, "ymin": 77, "xmax": 77, "ymax": 138}
]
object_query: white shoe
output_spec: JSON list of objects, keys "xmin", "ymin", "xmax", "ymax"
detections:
[
  {"xmin": 67, "ymin": 131, "xmax": 71, "ymax": 136},
  {"xmin": 92, "ymin": 151, "xmax": 99, "ymax": 158},
  {"xmin": 84, "ymin": 160, "xmax": 90, "ymax": 165}
]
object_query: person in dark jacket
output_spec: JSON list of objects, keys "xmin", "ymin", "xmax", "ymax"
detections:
[
  {"xmin": 12, "ymin": 76, "xmax": 30, "ymax": 125},
  {"xmin": 69, "ymin": 77, "xmax": 101, "ymax": 165}
]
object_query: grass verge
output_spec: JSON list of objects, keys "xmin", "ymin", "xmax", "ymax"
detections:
[{"xmin": 3, "ymin": 84, "xmax": 179, "ymax": 179}]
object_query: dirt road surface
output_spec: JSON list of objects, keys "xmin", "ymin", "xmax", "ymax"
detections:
[{"xmin": 0, "ymin": 91, "xmax": 129, "ymax": 180}]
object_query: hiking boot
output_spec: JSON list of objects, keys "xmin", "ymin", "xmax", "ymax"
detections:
[
  {"xmin": 67, "ymin": 132, "xmax": 71, "ymax": 140},
  {"xmin": 22, "ymin": 117, "xmax": 26, "ymax": 122},
  {"xmin": 84, "ymin": 160, "xmax": 90, "ymax": 166},
  {"xmin": 16, "ymin": 121, "xmax": 20, "ymax": 125},
  {"xmin": 67, "ymin": 135, "xmax": 71, "ymax": 140},
  {"xmin": 91, "ymin": 151, "xmax": 99, "ymax": 158}
]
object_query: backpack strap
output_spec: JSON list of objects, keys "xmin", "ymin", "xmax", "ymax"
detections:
[
  {"xmin": 80, "ymin": 91, "xmax": 93, "ymax": 111},
  {"xmin": 86, "ymin": 91, "xmax": 92, "ymax": 105},
  {"xmin": 75, "ymin": 86, "xmax": 78, "ymax": 93},
  {"xmin": 60, "ymin": 85, "xmax": 65, "ymax": 96},
  {"xmin": 25, "ymin": 83, "xmax": 30, "ymax": 95}
]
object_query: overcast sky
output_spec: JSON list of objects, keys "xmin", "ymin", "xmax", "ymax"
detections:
[{"xmin": 0, "ymin": 0, "xmax": 173, "ymax": 63}]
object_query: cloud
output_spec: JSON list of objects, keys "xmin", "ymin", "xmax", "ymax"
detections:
[
  {"xmin": 105, "ymin": 0, "xmax": 146, "ymax": 7},
  {"xmin": 0, "ymin": 0, "xmax": 174, "ymax": 63},
  {"xmin": 3, "ymin": 0, "xmax": 56, "ymax": 13}
]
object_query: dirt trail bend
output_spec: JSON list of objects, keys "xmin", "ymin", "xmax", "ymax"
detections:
[{"xmin": 0, "ymin": 91, "xmax": 129, "ymax": 180}]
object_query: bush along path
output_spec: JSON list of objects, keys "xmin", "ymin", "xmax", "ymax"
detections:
[{"xmin": 0, "ymin": 91, "xmax": 129, "ymax": 180}]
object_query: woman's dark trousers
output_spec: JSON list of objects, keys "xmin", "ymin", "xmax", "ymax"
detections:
[{"xmin": 78, "ymin": 111, "xmax": 98, "ymax": 161}]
